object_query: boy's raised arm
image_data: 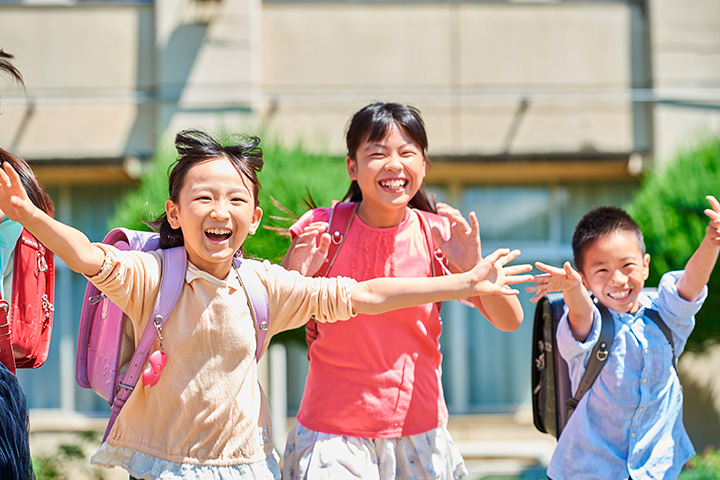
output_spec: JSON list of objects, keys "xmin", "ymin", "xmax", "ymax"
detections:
[
  {"xmin": 351, "ymin": 248, "xmax": 532, "ymax": 315},
  {"xmin": 528, "ymin": 261, "xmax": 595, "ymax": 341},
  {"xmin": 0, "ymin": 162, "xmax": 105, "ymax": 276},
  {"xmin": 677, "ymin": 195, "xmax": 720, "ymax": 302}
]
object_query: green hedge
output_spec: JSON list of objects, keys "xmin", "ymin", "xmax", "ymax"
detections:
[{"xmin": 627, "ymin": 136, "xmax": 720, "ymax": 352}]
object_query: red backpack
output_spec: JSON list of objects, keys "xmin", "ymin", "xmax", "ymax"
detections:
[{"xmin": 0, "ymin": 228, "xmax": 55, "ymax": 374}]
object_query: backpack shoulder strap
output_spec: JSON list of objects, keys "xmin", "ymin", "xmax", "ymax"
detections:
[
  {"xmin": 104, "ymin": 245, "xmax": 186, "ymax": 441},
  {"xmin": 233, "ymin": 257, "xmax": 270, "ymax": 361},
  {"xmin": 565, "ymin": 300, "xmax": 614, "ymax": 420},
  {"xmin": 315, "ymin": 202, "xmax": 358, "ymax": 278},
  {"xmin": 415, "ymin": 209, "xmax": 451, "ymax": 278},
  {"xmin": 645, "ymin": 308, "xmax": 676, "ymax": 368}
]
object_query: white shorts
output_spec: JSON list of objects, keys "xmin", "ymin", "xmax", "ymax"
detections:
[{"xmin": 282, "ymin": 422, "xmax": 468, "ymax": 480}]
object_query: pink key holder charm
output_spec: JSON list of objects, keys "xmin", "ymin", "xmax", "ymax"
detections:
[
  {"xmin": 142, "ymin": 350, "xmax": 167, "ymax": 387},
  {"xmin": 142, "ymin": 315, "xmax": 167, "ymax": 387}
]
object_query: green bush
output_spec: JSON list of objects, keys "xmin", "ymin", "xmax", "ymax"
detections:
[
  {"xmin": 680, "ymin": 448, "xmax": 720, "ymax": 479},
  {"xmin": 627, "ymin": 135, "xmax": 720, "ymax": 352}
]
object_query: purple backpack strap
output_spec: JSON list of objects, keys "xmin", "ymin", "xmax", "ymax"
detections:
[
  {"xmin": 103, "ymin": 245, "xmax": 186, "ymax": 441},
  {"xmin": 234, "ymin": 257, "xmax": 270, "ymax": 361}
]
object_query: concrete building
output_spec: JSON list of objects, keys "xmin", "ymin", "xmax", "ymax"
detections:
[{"xmin": 2, "ymin": 0, "xmax": 719, "ymax": 475}]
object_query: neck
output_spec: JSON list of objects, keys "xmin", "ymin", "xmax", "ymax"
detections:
[{"xmin": 356, "ymin": 202, "xmax": 408, "ymax": 228}]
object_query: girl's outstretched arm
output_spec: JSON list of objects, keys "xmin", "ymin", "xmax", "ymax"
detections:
[
  {"xmin": 351, "ymin": 248, "xmax": 532, "ymax": 315},
  {"xmin": 0, "ymin": 162, "xmax": 105, "ymax": 276},
  {"xmin": 433, "ymin": 202, "xmax": 525, "ymax": 331}
]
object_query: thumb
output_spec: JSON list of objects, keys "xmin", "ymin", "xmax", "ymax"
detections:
[{"xmin": 431, "ymin": 226, "xmax": 445, "ymax": 247}]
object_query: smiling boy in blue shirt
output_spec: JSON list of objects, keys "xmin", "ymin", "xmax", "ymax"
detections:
[{"xmin": 527, "ymin": 195, "xmax": 720, "ymax": 480}]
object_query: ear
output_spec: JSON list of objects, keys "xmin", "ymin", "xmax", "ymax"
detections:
[
  {"xmin": 642, "ymin": 253, "xmax": 651, "ymax": 280},
  {"xmin": 165, "ymin": 200, "xmax": 181, "ymax": 229},
  {"xmin": 579, "ymin": 270, "xmax": 590, "ymax": 290},
  {"xmin": 346, "ymin": 156, "xmax": 357, "ymax": 181},
  {"xmin": 247, "ymin": 206, "xmax": 263, "ymax": 235}
]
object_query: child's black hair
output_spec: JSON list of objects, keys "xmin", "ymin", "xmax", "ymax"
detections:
[
  {"xmin": 342, "ymin": 102, "xmax": 437, "ymax": 213},
  {"xmin": 0, "ymin": 50, "xmax": 23, "ymax": 88},
  {"xmin": 572, "ymin": 206, "xmax": 645, "ymax": 273},
  {"xmin": 0, "ymin": 148, "xmax": 54, "ymax": 217},
  {"xmin": 150, "ymin": 129, "xmax": 264, "ymax": 250}
]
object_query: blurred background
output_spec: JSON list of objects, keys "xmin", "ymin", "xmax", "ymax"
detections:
[{"xmin": 2, "ymin": 0, "xmax": 720, "ymax": 478}]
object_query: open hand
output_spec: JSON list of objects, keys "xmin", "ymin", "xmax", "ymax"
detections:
[
  {"xmin": 433, "ymin": 202, "xmax": 482, "ymax": 272},
  {"xmin": 0, "ymin": 162, "xmax": 36, "ymax": 223},
  {"xmin": 526, "ymin": 261, "xmax": 583, "ymax": 303},
  {"xmin": 704, "ymin": 195, "xmax": 720, "ymax": 247},
  {"xmin": 467, "ymin": 248, "xmax": 533, "ymax": 296},
  {"xmin": 281, "ymin": 221, "xmax": 331, "ymax": 276}
]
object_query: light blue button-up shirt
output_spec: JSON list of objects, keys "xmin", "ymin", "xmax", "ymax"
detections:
[{"xmin": 547, "ymin": 271, "xmax": 706, "ymax": 480}]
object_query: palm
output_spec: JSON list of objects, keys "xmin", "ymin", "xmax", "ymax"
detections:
[{"xmin": 0, "ymin": 163, "xmax": 33, "ymax": 222}]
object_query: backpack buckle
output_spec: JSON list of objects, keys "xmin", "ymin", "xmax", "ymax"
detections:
[{"xmin": 596, "ymin": 341, "xmax": 609, "ymax": 361}]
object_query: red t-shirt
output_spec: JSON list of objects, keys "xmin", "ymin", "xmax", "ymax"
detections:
[{"xmin": 291, "ymin": 207, "xmax": 451, "ymax": 438}]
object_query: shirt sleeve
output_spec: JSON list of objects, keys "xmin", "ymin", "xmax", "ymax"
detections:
[
  {"xmin": 652, "ymin": 270, "xmax": 706, "ymax": 355},
  {"xmin": 84, "ymin": 243, "xmax": 163, "ymax": 332},
  {"xmin": 288, "ymin": 208, "xmax": 331, "ymax": 239},
  {"xmin": 258, "ymin": 260, "xmax": 357, "ymax": 335},
  {"xmin": 557, "ymin": 304, "xmax": 602, "ymax": 373}
]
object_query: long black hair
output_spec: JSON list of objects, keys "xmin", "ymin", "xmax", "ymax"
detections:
[
  {"xmin": 149, "ymin": 129, "xmax": 264, "ymax": 250},
  {"xmin": 342, "ymin": 102, "xmax": 436, "ymax": 213},
  {"xmin": 0, "ymin": 148, "xmax": 54, "ymax": 217}
]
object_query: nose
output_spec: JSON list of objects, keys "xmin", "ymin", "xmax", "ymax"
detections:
[
  {"xmin": 210, "ymin": 200, "xmax": 230, "ymax": 220},
  {"xmin": 610, "ymin": 269, "xmax": 628, "ymax": 284},
  {"xmin": 384, "ymin": 152, "xmax": 403, "ymax": 171}
]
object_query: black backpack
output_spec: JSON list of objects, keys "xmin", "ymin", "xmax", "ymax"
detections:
[{"xmin": 531, "ymin": 291, "xmax": 675, "ymax": 439}]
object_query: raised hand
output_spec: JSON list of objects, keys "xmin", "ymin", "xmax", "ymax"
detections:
[
  {"xmin": 433, "ymin": 202, "xmax": 482, "ymax": 272},
  {"xmin": 526, "ymin": 261, "xmax": 584, "ymax": 303},
  {"xmin": 0, "ymin": 162, "xmax": 37, "ymax": 223},
  {"xmin": 704, "ymin": 195, "xmax": 720, "ymax": 247},
  {"xmin": 281, "ymin": 221, "xmax": 331, "ymax": 276},
  {"xmin": 467, "ymin": 248, "xmax": 533, "ymax": 296}
]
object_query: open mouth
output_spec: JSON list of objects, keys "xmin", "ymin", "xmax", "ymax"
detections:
[
  {"xmin": 205, "ymin": 227, "xmax": 232, "ymax": 242},
  {"xmin": 379, "ymin": 179, "xmax": 408, "ymax": 190},
  {"xmin": 607, "ymin": 289, "xmax": 631, "ymax": 301}
]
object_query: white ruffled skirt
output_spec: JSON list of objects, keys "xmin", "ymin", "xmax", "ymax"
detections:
[
  {"xmin": 282, "ymin": 422, "xmax": 468, "ymax": 480},
  {"xmin": 92, "ymin": 444, "xmax": 281, "ymax": 480}
]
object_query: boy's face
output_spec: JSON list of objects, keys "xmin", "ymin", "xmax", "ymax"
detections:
[{"xmin": 579, "ymin": 230, "xmax": 650, "ymax": 314}]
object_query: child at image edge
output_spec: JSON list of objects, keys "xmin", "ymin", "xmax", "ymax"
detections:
[
  {"xmin": 281, "ymin": 102, "xmax": 527, "ymax": 480},
  {"xmin": 528, "ymin": 198, "xmax": 720, "ymax": 480},
  {"xmin": 0, "ymin": 128, "xmax": 532, "ymax": 480}
]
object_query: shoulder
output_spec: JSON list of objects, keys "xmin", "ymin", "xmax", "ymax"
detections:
[{"xmin": 413, "ymin": 209, "xmax": 450, "ymax": 238}]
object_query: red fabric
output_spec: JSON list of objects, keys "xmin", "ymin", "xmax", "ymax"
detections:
[{"xmin": 292, "ymin": 207, "xmax": 451, "ymax": 438}]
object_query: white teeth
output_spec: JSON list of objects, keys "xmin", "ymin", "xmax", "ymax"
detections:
[
  {"xmin": 206, "ymin": 228, "xmax": 231, "ymax": 235},
  {"xmin": 381, "ymin": 179, "xmax": 407, "ymax": 189},
  {"xmin": 608, "ymin": 290, "xmax": 630, "ymax": 300}
]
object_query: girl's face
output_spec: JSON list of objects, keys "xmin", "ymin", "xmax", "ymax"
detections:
[
  {"xmin": 347, "ymin": 125, "xmax": 426, "ymax": 227},
  {"xmin": 165, "ymin": 157, "xmax": 262, "ymax": 279}
]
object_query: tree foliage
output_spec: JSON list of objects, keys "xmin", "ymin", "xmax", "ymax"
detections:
[{"xmin": 627, "ymin": 136, "xmax": 720, "ymax": 352}]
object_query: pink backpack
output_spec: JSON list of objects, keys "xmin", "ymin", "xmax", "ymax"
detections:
[{"xmin": 75, "ymin": 228, "xmax": 269, "ymax": 440}]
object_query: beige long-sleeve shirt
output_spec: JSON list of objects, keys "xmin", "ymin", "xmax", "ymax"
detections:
[{"xmin": 87, "ymin": 244, "xmax": 356, "ymax": 470}]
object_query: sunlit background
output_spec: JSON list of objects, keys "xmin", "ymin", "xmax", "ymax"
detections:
[{"xmin": 2, "ymin": 0, "xmax": 720, "ymax": 477}]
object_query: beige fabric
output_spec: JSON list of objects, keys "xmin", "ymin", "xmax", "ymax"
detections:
[{"xmin": 87, "ymin": 244, "xmax": 356, "ymax": 467}]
